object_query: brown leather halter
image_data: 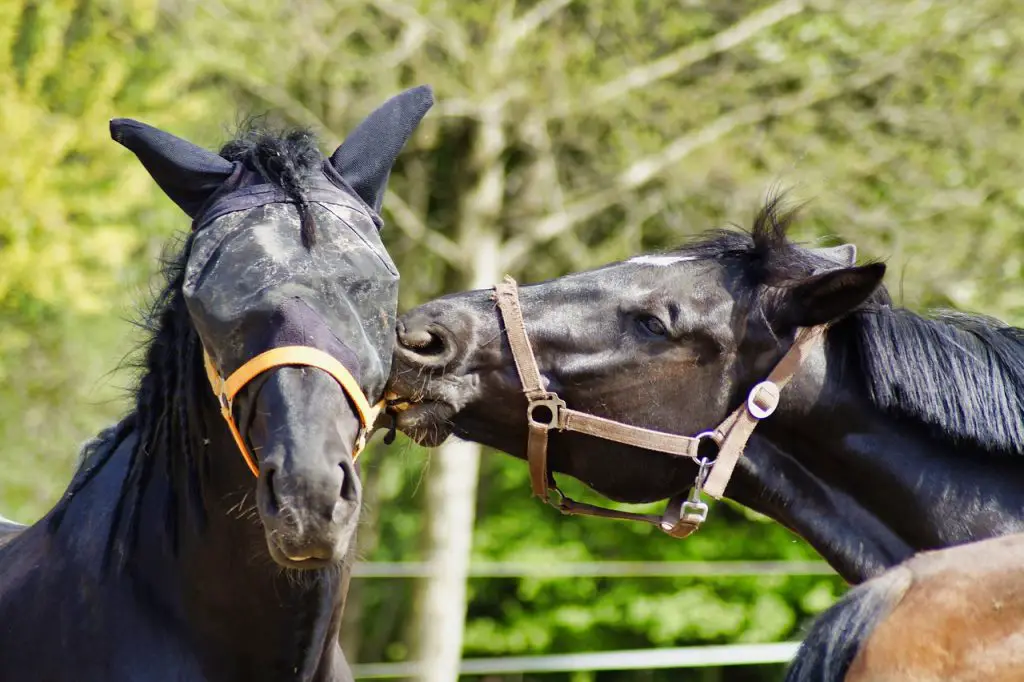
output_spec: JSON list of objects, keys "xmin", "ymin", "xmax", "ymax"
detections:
[
  {"xmin": 492, "ymin": 275, "xmax": 825, "ymax": 538},
  {"xmin": 202, "ymin": 346, "xmax": 382, "ymax": 477}
]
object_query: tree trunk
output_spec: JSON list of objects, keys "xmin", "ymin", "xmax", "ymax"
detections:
[
  {"xmin": 409, "ymin": 439, "xmax": 482, "ymax": 681},
  {"xmin": 409, "ymin": 226, "xmax": 501, "ymax": 681}
]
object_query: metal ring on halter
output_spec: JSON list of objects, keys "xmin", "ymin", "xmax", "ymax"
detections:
[
  {"xmin": 527, "ymin": 396, "xmax": 566, "ymax": 430},
  {"xmin": 694, "ymin": 430, "xmax": 722, "ymax": 462}
]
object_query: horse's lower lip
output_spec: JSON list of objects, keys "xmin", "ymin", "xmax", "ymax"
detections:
[
  {"xmin": 284, "ymin": 552, "xmax": 314, "ymax": 562},
  {"xmin": 389, "ymin": 400, "xmax": 456, "ymax": 447}
]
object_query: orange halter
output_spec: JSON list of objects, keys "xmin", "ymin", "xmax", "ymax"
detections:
[{"xmin": 202, "ymin": 346, "xmax": 382, "ymax": 477}]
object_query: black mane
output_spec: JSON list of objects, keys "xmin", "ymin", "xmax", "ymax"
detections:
[
  {"xmin": 49, "ymin": 235, "xmax": 205, "ymax": 569},
  {"xmin": 219, "ymin": 123, "xmax": 325, "ymax": 247},
  {"xmin": 50, "ymin": 126, "xmax": 329, "ymax": 570},
  {"xmin": 672, "ymin": 195, "xmax": 1024, "ymax": 455},
  {"xmin": 851, "ymin": 308, "xmax": 1024, "ymax": 454}
]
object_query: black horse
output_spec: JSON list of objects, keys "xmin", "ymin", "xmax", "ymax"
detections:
[
  {"xmin": 0, "ymin": 86, "xmax": 432, "ymax": 681},
  {"xmin": 389, "ymin": 196, "xmax": 1024, "ymax": 584}
]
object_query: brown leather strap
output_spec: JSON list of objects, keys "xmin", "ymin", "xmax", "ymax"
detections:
[
  {"xmin": 527, "ymin": 422, "xmax": 551, "ymax": 500},
  {"xmin": 491, "ymin": 275, "xmax": 824, "ymax": 538},
  {"xmin": 560, "ymin": 408, "xmax": 704, "ymax": 458},
  {"xmin": 554, "ymin": 490, "xmax": 705, "ymax": 538},
  {"xmin": 494, "ymin": 275, "xmax": 550, "ymax": 401},
  {"xmin": 553, "ymin": 460, "xmax": 714, "ymax": 537},
  {"xmin": 702, "ymin": 325, "xmax": 824, "ymax": 499}
]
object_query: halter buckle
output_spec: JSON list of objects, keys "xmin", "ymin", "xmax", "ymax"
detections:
[
  {"xmin": 528, "ymin": 395, "xmax": 566, "ymax": 430},
  {"xmin": 746, "ymin": 380, "xmax": 781, "ymax": 420},
  {"xmin": 681, "ymin": 457, "xmax": 712, "ymax": 524},
  {"xmin": 679, "ymin": 500, "xmax": 709, "ymax": 525}
]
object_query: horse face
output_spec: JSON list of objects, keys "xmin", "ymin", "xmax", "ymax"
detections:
[
  {"xmin": 114, "ymin": 86, "xmax": 432, "ymax": 569},
  {"xmin": 389, "ymin": 258, "xmax": 744, "ymax": 502},
  {"xmin": 389, "ymin": 206, "xmax": 883, "ymax": 505},
  {"xmin": 183, "ymin": 199, "xmax": 397, "ymax": 568}
]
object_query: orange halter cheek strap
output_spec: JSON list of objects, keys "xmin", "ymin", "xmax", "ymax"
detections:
[{"xmin": 202, "ymin": 346, "xmax": 382, "ymax": 477}]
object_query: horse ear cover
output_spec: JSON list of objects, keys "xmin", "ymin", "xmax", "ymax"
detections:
[
  {"xmin": 329, "ymin": 85, "xmax": 434, "ymax": 212},
  {"xmin": 110, "ymin": 118, "xmax": 236, "ymax": 218},
  {"xmin": 112, "ymin": 84, "xmax": 433, "ymax": 217}
]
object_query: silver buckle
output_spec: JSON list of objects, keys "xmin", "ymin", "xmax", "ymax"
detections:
[
  {"xmin": 746, "ymin": 380, "xmax": 780, "ymax": 420},
  {"xmin": 660, "ymin": 457, "xmax": 713, "ymax": 533},
  {"xmin": 683, "ymin": 456, "xmax": 712, "ymax": 523},
  {"xmin": 527, "ymin": 395, "xmax": 565, "ymax": 430},
  {"xmin": 679, "ymin": 499, "xmax": 709, "ymax": 525}
]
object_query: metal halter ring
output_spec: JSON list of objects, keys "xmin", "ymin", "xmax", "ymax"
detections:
[
  {"xmin": 527, "ymin": 396, "xmax": 566, "ymax": 430},
  {"xmin": 694, "ymin": 430, "xmax": 722, "ymax": 463}
]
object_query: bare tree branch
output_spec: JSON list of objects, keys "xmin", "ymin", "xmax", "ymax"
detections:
[
  {"xmin": 582, "ymin": 0, "xmax": 806, "ymax": 111},
  {"xmin": 502, "ymin": 57, "xmax": 909, "ymax": 270},
  {"xmin": 495, "ymin": 0, "xmax": 574, "ymax": 61},
  {"xmin": 372, "ymin": 0, "xmax": 470, "ymax": 63},
  {"xmin": 383, "ymin": 191, "xmax": 463, "ymax": 267}
]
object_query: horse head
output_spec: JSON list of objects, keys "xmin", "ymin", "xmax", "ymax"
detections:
[{"xmin": 113, "ymin": 86, "xmax": 433, "ymax": 569}]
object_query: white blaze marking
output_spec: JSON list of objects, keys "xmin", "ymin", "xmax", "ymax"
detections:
[{"xmin": 627, "ymin": 254, "xmax": 697, "ymax": 266}]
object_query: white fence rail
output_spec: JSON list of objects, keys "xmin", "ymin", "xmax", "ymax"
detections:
[
  {"xmin": 353, "ymin": 642, "xmax": 802, "ymax": 678},
  {"xmin": 352, "ymin": 560, "xmax": 834, "ymax": 578},
  {"xmin": 350, "ymin": 562, "xmax": 826, "ymax": 676}
]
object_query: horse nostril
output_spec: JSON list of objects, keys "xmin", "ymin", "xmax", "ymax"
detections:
[
  {"xmin": 262, "ymin": 466, "xmax": 281, "ymax": 516},
  {"xmin": 400, "ymin": 327, "xmax": 443, "ymax": 352},
  {"xmin": 397, "ymin": 320, "xmax": 454, "ymax": 363},
  {"xmin": 338, "ymin": 461, "xmax": 358, "ymax": 503}
]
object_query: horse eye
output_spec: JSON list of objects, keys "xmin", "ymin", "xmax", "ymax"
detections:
[{"xmin": 637, "ymin": 314, "xmax": 668, "ymax": 337}]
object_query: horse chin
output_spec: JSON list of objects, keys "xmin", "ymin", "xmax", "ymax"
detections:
[
  {"xmin": 390, "ymin": 400, "xmax": 456, "ymax": 447},
  {"xmin": 265, "ymin": 535, "xmax": 344, "ymax": 571}
]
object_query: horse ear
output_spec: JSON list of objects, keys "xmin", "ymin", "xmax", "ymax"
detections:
[
  {"xmin": 777, "ymin": 263, "xmax": 886, "ymax": 329},
  {"xmin": 329, "ymin": 85, "xmax": 434, "ymax": 212},
  {"xmin": 110, "ymin": 118, "xmax": 235, "ymax": 218},
  {"xmin": 810, "ymin": 243, "xmax": 857, "ymax": 268}
]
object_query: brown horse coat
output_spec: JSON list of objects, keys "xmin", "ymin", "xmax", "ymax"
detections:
[{"xmin": 848, "ymin": 533, "xmax": 1024, "ymax": 681}]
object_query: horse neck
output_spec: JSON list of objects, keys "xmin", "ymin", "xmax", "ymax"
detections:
[
  {"xmin": 727, "ymin": 332, "xmax": 1024, "ymax": 584},
  {"xmin": 174, "ymin": 411, "xmax": 349, "ymax": 679},
  {"xmin": 56, "ymin": 399, "xmax": 348, "ymax": 679}
]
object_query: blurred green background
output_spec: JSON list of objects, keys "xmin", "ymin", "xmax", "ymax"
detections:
[{"xmin": 3, "ymin": 0, "xmax": 1024, "ymax": 680}]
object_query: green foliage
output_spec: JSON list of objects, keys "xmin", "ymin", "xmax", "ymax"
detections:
[{"xmin": 0, "ymin": 0, "xmax": 212, "ymax": 518}]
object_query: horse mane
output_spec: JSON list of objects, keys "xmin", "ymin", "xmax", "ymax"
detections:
[
  {"xmin": 850, "ymin": 309, "xmax": 1024, "ymax": 454},
  {"xmin": 673, "ymin": 193, "xmax": 1024, "ymax": 456},
  {"xmin": 48, "ymin": 235, "xmax": 206, "ymax": 569},
  {"xmin": 219, "ymin": 121, "xmax": 325, "ymax": 247},
  {"xmin": 49, "ymin": 125, "xmax": 329, "ymax": 570}
]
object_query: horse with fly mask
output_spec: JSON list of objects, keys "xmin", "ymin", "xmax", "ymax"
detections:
[
  {"xmin": 389, "ymin": 199, "xmax": 1024, "ymax": 585},
  {"xmin": 0, "ymin": 86, "xmax": 432, "ymax": 681}
]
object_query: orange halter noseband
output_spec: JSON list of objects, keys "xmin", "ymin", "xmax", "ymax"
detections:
[{"xmin": 202, "ymin": 346, "xmax": 382, "ymax": 477}]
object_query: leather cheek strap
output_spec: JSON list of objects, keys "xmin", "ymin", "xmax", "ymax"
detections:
[{"xmin": 203, "ymin": 345, "xmax": 382, "ymax": 477}]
